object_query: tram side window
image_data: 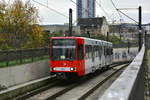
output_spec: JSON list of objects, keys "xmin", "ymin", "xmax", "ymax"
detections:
[
  {"xmin": 85, "ymin": 45, "xmax": 87, "ymax": 59},
  {"xmin": 94, "ymin": 46, "xmax": 97, "ymax": 57},
  {"xmin": 101, "ymin": 46, "xmax": 103, "ymax": 56},
  {"xmin": 108, "ymin": 47, "xmax": 110, "ymax": 55},
  {"xmin": 107, "ymin": 47, "xmax": 109, "ymax": 55},
  {"xmin": 111, "ymin": 48, "xmax": 113, "ymax": 55},
  {"xmin": 96, "ymin": 46, "xmax": 99, "ymax": 57},
  {"xmin": 109, "ymin": 47, "xmax": 111, "ymax": 55},
  {"xmin": 104, "ymin": 46, "xmax": 106, "ymax": 56},
  {"xmin": 93, "ymin": 46, "xmax": 96, "ymax": 57},
  {"xmin": 92, "ymin": 46, "xmax": 95, "ymax": 57},
  {"xmin": 99, "ymin": 46, "xmax": 102, "ymax": 59},
  {"xmin": 95, "ymin": 46, "xmax": 97, "ymax": 57},
  {"xmin": 78, "ymin": 44, "xmax": 84, "ymax": 60},
  {"xmin": 85, "ymin": 45, "xmax": 89, "ymax": 59},
  {"xmin": 89, "ymin": 45, "xmax": 92, "ymax": 58},
  {"xmin": 106, "ymin": 47, "xmax": 108, "ymax": 56},
  {"xmin": 110, "ymin": 48, "xmax": 112, "ymax": 55}
]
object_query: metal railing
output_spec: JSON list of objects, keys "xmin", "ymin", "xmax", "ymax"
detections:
[
  {"xmin": 100, "ymin": 44, "xmax": 145, "ymax": 100},
  {"xmin": 0, "ymin": 43, "xmax": 138, "ymax": 68},
  {"xmin": 0, "ymin": 48, "xmax": 50, "ymax": 67}
]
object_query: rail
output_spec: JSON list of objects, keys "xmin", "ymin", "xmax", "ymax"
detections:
[
  {"xmin": 99, "ymin": 44, "xmax": 145, "ymax": 100},
  {"xmin": 0, "ymin": 48, "xmax": 50, "ymax": 67}
]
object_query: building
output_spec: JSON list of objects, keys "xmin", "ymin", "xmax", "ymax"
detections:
[
  {"xmin": 77, "ymin": 0, "xmax": 95, "ymax": 19},
  {"xmin": 109, "ymin": 23, "xmax": 138, "ymax": 42},
  {"xmin": 41, "ymin": 24, "xmax": 80, "ymax": 35},
  {"xmin": 78, "ymin": 17, "xmax": 109, "ymax": 36}
]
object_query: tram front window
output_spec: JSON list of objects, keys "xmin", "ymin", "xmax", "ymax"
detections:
[{"xmin": 52, "ymin": 39, "xmax": 76, "ymax": 61}]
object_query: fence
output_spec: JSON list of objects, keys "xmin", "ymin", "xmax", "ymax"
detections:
[
  {"xmin": 113, "ymin": 43, "xmax": 138, "ymax": 48},
  {"xmin": 0, "ymin": 43, "xmax": 138, "ymax": 68},
  {"xmin": 0, "ymin": 48, "xmax": 50, "ymax": 67}
]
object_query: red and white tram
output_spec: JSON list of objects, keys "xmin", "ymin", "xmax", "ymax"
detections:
[{"xmin": 50, "ymin": 37, "xmax": 113, "ymax": 79}]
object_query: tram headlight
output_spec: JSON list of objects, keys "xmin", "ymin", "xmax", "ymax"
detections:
[
  {"xmin": 53, "ymin": 68, "xmax": 56, "ymax": 71},
  {"xmin": 70, "ymin": 67, "xmax": 75, "ymax": 71}
]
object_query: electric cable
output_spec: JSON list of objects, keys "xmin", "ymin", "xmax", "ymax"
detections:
[{"xmin": 32, "ymin": 0, "xmax": 69, "ymax": 18}]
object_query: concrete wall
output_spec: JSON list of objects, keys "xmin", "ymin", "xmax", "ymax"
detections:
[
  {"xmin": 113, "ymin": 47, "xmax": 138, "ymax": 62},
  {"xmin": 0, "ymin": 60, "xmax": 49, "ymax": 88}
]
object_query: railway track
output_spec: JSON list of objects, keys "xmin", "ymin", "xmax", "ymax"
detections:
[
  {"xmin": 13, "ymin": 77, "xmax": 59, "ymax": 100},
  {"xmin": 13, "ymin": 63, "xmax": 129, "ymax": 100},
  {"xmin": 47, "ymin": 64, "xmax": 128, "ymax": 100},
  {"xmin": 78, "ymin": 64, "xmax": 127, "ymax": 100}
]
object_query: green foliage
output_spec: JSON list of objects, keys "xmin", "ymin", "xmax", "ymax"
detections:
[
  {"xmin": 0, "ymin": 0, "xmax": 44, "ymax": 50},
  {"xmin": 42, "ymin": 32, "xmax": 65, "ymax": 47},
  {"xmin": 43, "ymin": 31, "xmax": 50, "ymax": 47},
  {"xmin": 109, "ymin": 35, "xmax": 123, "ymax": 44},
  {"xmin": 0, "ymin": 44, "xmax": 11, "ymax": 50}
]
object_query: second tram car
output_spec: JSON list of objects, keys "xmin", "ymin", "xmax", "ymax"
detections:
[{"xmin": 50, "ymin": 37, "xmax": 113, "ymax": 79}]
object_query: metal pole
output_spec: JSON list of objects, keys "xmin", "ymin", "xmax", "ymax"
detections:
[
  {"xmin": 145, "ymin": 30, "xmax": 147, "ymax": 46},
  {"xmin": 128, "ymin": 40, "xmax": 130, "ymax": 53},
  {"xmin": 138, "ymin": 6, "xmax": 142, "ymax": 51},
  {"xmin": 69, "ymin": 8, "xmax": 72, "ymax": 36},
  {"xmin": 119, "ymin": 24, "xmax": 121, "ymax": 41},
  {"xmin": 107, "ymin": 32, "xmax": 109, "ymax": 41},
  {"xmin": 87, "ymin": 31, "xmax": 90, "ymax": 38}
]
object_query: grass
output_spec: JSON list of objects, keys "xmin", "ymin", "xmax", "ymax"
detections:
[{"xmin": 0, "ymin": 56, "xmax": 49, "ymax": 68}]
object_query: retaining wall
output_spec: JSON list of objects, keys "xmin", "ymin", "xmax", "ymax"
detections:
[
  {"xmin": 0, "ymin": 60, "xmax": 49, "ymax": 88},
  {"xmin": 113, "ymin": 47, "xmax": 138, "ymax": 62}
]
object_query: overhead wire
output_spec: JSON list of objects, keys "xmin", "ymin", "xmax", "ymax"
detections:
[
  {"xmin": 110, "ymin": 0, "xmax": 138, "ymax": 24},
  {"xmin": 117, "ymin": 8, "xmax": 138, "ymax": 10},
  {"xmin": 32, "ymin": 0, "xmax": 69, "ymax": 18},
  {"xmin": 95, "ymin": 0, "xmax": 113, "ymax": 23},
  {"xmin": 110, "ymin": 0, "xmax": 123, "ymax": 23},
  {"xmin": 31, "ymin": 0, "xmax": 77, "ymax": 25},
  {"xmin": 117, "ymin": 9, "xmax": 138, "ymax": 23}
]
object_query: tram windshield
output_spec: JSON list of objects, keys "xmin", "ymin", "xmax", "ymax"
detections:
[{"xmin": 52, "ymin": 39, "xmax": 76, "ymax": 60}]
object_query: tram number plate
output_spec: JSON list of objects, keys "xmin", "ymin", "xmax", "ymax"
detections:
[{"xmin": 55, "ymin": 67, "xmax": 70, "ymax": 71}]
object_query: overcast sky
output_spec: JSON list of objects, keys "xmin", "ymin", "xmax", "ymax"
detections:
[{"xmin": 5, "ymin": 0, "xmax": 150, "ymax": 25}]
